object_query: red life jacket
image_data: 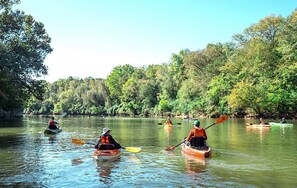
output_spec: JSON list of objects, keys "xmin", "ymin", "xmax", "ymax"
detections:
[{"xmin": 49, "ymin": 120, "xmax": 55, "ymax": 126}]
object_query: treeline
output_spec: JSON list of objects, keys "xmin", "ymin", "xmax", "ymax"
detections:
[
  {"xmin": 1, "ymin": 0, "xmax": 297, "ymax": 119},
  {"xmin": 25, "ymin": 9, "xmax": 297, "ymax": 119}
]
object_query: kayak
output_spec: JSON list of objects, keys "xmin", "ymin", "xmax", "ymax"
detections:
[
  {"xmin": 181, "ymin": 143, "xmax": 212, "ymax": 158},
  {"xmin": 164, "ymin": 123, "xmax": 173, "ymax": 128},
  {"xmin": 44, "ymin": 127, "xmax": 62, "ymax": 134},
  {"xmin": 93, "ymin": 149, "xmax": 121, "ymax": 161},
  {"xmin": 269, "ymin": 122, "xmax": 294, "ymax": 127},
  {"xmin": 246, "ymin": 123, "xmax": 271, "ymax": 128}
]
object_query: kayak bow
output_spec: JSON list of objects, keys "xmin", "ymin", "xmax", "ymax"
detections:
[
  {"xmin": 93, "ymin": 149, "xmax": 121, "ymax": 160},
  {"xmin": 44, "ymin": 127, "xmax": 62, "ymax": 134}
]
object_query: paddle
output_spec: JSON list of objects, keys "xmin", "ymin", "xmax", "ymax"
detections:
[
  {"xmin": 71, "ymin": 138, "xmax": 141, "ymax": 153},
  {"xmin": 164, "ymin": 114, "xmax": 228, "ymax": 151},
  {"xmin": 60, "ymin": 112, "xmax": 67, "ymax": 118}
]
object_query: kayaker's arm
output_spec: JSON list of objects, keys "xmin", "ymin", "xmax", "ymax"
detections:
[{"xmin": 185, "ymin": 130, "xmax": 194, "ymax": 141}]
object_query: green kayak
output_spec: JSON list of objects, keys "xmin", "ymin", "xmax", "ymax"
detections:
[{"xmin": 269, "ymin": 122, "xmax": 294, "ymax": 127}]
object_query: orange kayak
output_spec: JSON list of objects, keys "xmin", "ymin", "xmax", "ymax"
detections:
[
  {"xmin": 246, "ymin": 123, "xmax": 271, "ymax": 128},
  {"xmin": 93, "ymin": 149, "xmax": 121, "ymax": 160},
  {"xmin": 164, "ymin": 123, "xmax": 173, "ymax": 128},
  {"xmin": 181, "ymin": 143, "xmax": 212, "ymax": 158}
]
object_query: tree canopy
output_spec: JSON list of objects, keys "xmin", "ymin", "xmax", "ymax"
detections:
[{"xmin": 0, "ymin": 0, "xmax": 52, "ymax": 113}]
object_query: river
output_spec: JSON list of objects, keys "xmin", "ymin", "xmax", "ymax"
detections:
[{"xmin": 0, "ymin": 116, "xmax": 296, "ymax": 187}]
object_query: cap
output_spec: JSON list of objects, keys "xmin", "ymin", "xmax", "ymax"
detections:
[{"xmin": 193, "ymin": 120, "xmax": 200, "ymax": 127}]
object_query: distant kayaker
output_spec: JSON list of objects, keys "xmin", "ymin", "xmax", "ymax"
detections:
[
  {"xmin": 48, "ymin": 117, "xmax": 59, "ymax": 129},
  {"xmin": 185, "ymin": 120, "xmax": 208, "ymax": 149},
  {"xmin": 258, "ymin": 117, "xmax": 265, "ymax": 125},
  {"xmin": 280, "ymin": 117, "xmax": 287, "ymax": 123},
  {"xmin": 165, "ymin": 116, "xmax": 173, "ymax": 125},
  {"xmin": 95, "ymin": 127, "xmax": 121, "ymax": 150}
]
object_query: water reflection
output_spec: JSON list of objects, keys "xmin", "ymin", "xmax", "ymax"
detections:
[
  {"xmin": 127, "ymin": 154, "xmax": 142, "ymax": 164},
  {"xmin": 1, "ymin": 117, "xmax": 297, "ymax": 187},
  {"xmin": 71, "ymin": 158, "xmax": 84, "ymax": 165},
  {"xmin": 45, "ymin": 135, "xmax": 57, "ymax": 143},
  {"xmin": 246, "ymin": 125, "xmax": 270, "ymax": 141},
  {"xmin": 164, "ymin": 126, "xmax": 172, "ymax": 139},
  {"xmin": 94, "ymin": 159, "xmax": 119, "ymax": 184},
  {"xmin": 181, "ymin": 151, "xmax": 206, "ymax": 174}
]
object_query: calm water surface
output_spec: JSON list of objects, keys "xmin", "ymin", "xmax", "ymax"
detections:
[{"xmin": 0, "ymin": 116, "xmax": 296, "ymax": 187}]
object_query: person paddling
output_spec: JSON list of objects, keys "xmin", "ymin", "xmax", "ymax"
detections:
[
  {"xmin": 185, "ymin": 120, "xmax": 208, "ymax": 149},
  {"xmin": 258, "ymin": 117, "xmax": 266, "ymax": 125},
  {"xmin": 48, "ymin": 116, "xmax": 59, "ymax": 130},
  {"xmin": 95, "ymin": 127, "xmax": 121, "ymax": 150},
  {"xmin": 280, "ymin": 117, "xmax": 287, "ymax": 124},
  {"xmin": 165, "ymin": 116, "xmax": 173, "ymax": 125}
]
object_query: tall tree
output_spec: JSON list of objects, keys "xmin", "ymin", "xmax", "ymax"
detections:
[{"xmin": 0, "ymin": 3, "xmax": 52, "ymax": 111}]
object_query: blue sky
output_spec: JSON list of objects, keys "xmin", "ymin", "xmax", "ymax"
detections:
[{"xmin": 15, "ymin": 0, "xmax": 297, "ymax": 82}]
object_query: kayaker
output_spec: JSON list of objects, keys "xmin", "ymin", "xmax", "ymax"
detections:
[
  {"xmin": 165, "ymin": 116, "xmax": 173, "ymax": 125},
  {"xmin": 185, "ymin": 120, "xmax": 208, "ymax": 149},
  {"xmin": 95, "ymin": 127, "xmax": 121, "ymax": 150},
  {"xmin": 48, "ymin": 117, "xmax": 59, "ymax": 129},
  {"xmin": 258, "ymin": 117, "xmax": 265, "ymax": 125},
  {"xmin": 280, "ymin": 117, "xmax": 287, "ymax": 123}
]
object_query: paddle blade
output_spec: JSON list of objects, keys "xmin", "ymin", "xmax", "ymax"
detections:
[
  {"xmin": 60, "ymin": 112, "xmax": 67, "ymax": 118},
  {"xmin": 164, "ymin": 146, "xmax": 175, "ymax": 151},
  {"xmin": 125, "ymin": 147, "xmax": 141, "ymax": 153},
  {"xmin": 72, "ymin": 138, "xmax": 85, "ymax": 145},
  {"xmin": 215, "ymin": 114, "xmax": 228, "ymax": 124}
]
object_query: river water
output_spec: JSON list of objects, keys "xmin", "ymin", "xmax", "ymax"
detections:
[{"xmin": 0, "ymin": 116, "xmax": 296, "ymax": 187}]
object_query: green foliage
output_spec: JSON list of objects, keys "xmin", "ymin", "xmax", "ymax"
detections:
[
  {"xmin": 106, "ymin": 64, "xmax": 135, "ymax": 104},
  {"xmin": 0, "ymin": 3, "xmax": 52, "ymax": 111},
  {"xmin": 3, "ymin": 3, "xmax": 297, "ymax": 119}
]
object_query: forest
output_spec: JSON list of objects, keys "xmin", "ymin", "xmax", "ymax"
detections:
[{"xmin": 1, "ymin": 1, "xmax": 297, "ymax": 119}]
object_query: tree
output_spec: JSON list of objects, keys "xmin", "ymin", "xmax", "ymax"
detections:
[
  {"xmin": 0, "ymin": 3, "xmax": 52, "ymax": 111},
  {"xmin": 106, "ymin": 64, "xmax": 135, "ymax": 105}
]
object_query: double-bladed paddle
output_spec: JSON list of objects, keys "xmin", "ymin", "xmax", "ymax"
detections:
[
  {"xmin": 164, "ymin": 114, "xmax": 228, "ymax": 151},
  {"xmin": 71, "ymin": 138, "xmax": 141, "ymax": 153}
]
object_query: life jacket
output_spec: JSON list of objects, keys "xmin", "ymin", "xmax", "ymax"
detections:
[
  {"xmin": 49, "ymin": 120, "xmax": 55, "ymax": 126},
  {"xmin": 193, "ymin": 128, "xmax": 206, "ymax": 138},
  {"xmin": 188, "ymin": 128, "xmax": 208, "ymax": 148},
  {"xmin": 98, "ymin": 135, "xmax": 115, "ymax": 150},
  {"xmin": 101, "ymin": 135, "xmax": 110, "ymax": 144}
]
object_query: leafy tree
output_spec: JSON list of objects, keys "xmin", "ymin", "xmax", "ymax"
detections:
[
  {"xmin": 106, "ymin": 64, "xmax": 135, "ymax": 104},
  {"xmin": 0, "ymin": 2, "xmax": 52, "ymax": 111}
]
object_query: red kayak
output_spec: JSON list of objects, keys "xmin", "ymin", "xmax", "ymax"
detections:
[
  {"xmin": 181, "ymin": 143, "xmax": 212, "ymax": 158},
  {"xmin": 93, "ymin": 149, "xmax": 121, "ymax": 160}
]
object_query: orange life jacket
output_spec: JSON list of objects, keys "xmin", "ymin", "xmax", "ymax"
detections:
[
  {"xmin": 193, "ymin": 128, "xmax": 206, "ymax": 137},
  {"xmin": 186, "ymin": 128, "xmax": 207, "ymax": 141},
  {"xmin": 101, "ymin": 135, "xmax": 110, "ymax": 144}
]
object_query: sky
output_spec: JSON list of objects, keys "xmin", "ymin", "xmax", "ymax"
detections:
[{"xmin": 14, "ymin": 0, "xmax": 297, "ymax": 83}]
